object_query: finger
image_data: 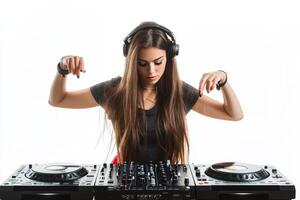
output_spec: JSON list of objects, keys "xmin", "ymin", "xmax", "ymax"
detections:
[
  {"xmin": 205, "ymin": 75, "xmax": 215, "ymax": 93},
  {"xmin": 65, "ymin": 58, "xmax": 71, "ymax": 73},
  {"xmin": 60, "ymin": 57, "xmax": 68, "ymax": 70},
  {"xmin": 199, "ymin": 74, "xmax": 209, "ymax": 96},
  {"xmin": 70, "ymin": 57, "xmax": 76, "ymax": 75},
  {"xmin": 210, "ymin": 77, "xmax": 220, "ymax": 91},
  {"xmin": 79, "ymin": 57, "xmax": 86, "ymax": 73},
  {"xmin": 206, "ymin": 79, "xmax": 211, "ymax": 93},
  {"xmin": 200, "ymin": 76, "xmax": 208, "ymax": 95},
  {"xmin": 74, "ymin": 56, "xmax": 80, "ymax": 78},
  {"xmin": 199, "ymin": 79, "xmax": 203, "ymax": 97},
  {"xmin": 199, "ymin": 78, "xmax": 205, "ymax": 96}
]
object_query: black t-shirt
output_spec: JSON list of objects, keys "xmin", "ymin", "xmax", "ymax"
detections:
[{"xmin": 90, "ymin": 77, "xmax": 199, "ymax": 162}]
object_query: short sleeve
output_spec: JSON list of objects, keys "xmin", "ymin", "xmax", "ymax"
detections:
[
  {"xmin": 90, "ymin": 76, "xmax": 121, "ymax": 105},
  {"xmin": 182, "ymin": 81, "xmax": 199, "ymax": 114}
]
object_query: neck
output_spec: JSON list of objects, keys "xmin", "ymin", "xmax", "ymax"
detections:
[{"xmin": 142, "ymin": 86, "xmax": 156, "ymax": 90}]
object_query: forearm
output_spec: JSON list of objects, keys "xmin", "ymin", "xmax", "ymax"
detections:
[
  {"xmin": 220, "ymin": 82, "xmax": 243, "ymax": 120},
  {"xmin": 48, "ymin": 72, "xmax": 67, "ymax": 106}
]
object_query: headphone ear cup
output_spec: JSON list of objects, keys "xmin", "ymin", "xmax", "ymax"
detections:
[
  {"xmin": 174, "ymin": 43, "xmax": 179, "ymax": 56},
  {"xmin": 168, "ymin": 43, "xmax": 179, "ymax": 58}
]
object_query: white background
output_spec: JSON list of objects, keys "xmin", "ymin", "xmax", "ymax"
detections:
[{"xmin": 0, "ymin": 0, "xmax": 299, "ymax": 197}]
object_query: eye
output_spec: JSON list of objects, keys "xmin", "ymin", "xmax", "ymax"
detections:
[
  {"xmin": 154, "ymin": 62, "xmax": 162, "ymax": 65},
  {"xmin": 138, "ymin": 62, "xmax": 147, "ymax": 67}
]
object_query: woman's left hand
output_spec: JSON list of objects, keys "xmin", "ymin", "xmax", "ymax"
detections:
[{"xmin": 199, "ymin": 71, "xmax": 226, "ymax": 96}]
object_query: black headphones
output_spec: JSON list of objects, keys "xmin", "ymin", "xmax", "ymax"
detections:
[{"xmin": 123, "ymin": 22, "xmax": 179, "ymax": 58}]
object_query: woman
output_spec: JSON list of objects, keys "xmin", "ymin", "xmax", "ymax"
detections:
[{"xmin": 49, "ymin": 21, "xmax": 243, "ymax": 164}]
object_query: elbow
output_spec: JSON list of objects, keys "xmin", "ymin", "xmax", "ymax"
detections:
[
  {"xmin": 224, "ymin": 106, "xmax": 244, "ymax": 121},
  {"xmin": 48, "ymin": 94, "xmax": 66, "ymax": 107},
  {"xmin": 232, "ymin": 115, "xmax": 243, "ymax": 121},
  {"xmin": 48, "ymin": 99, "xmax": 60, "ymax": 107},
  {"xmin": 231, "ymin": 112, "xmax": 244, "ymax": 121},
  {"xmin": 48, "ymin": 99, "xmax": 56, "ymax": 107}
]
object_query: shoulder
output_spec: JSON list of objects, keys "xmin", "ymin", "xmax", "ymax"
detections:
[
  {"xmin": 182, "ymin": 81, "xmax": 196, "ymax": 92},
  {"xmin": 91, "ymin": 76, "xmax": 121, "ymax": 90},
  {"xmin": 101, "ymin": 76, "xmax": 122, "ymax": 86},
  {"xmin": 181, "ymin": 80, "xmax": 200, "ymax": 113},
  {"xmin": 90, "ymin": 76, "xmax": 122, "ymax": 105},
  {"xmin": 110, "ymin": 76, "xmax": 122, "ymax": 86},
  {"xmin": 181, "ymin": 81, "xmax": 199, "ymax": 99}
]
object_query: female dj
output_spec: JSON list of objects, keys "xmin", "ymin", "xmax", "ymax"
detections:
[{"xmin": 49, "ymin": 21, "xmax": 243, "ymax": 164}]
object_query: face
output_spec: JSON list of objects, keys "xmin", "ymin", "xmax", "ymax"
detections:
[{"xmin": 137, "ymin": 47, "xmax": 167, "ymax": 88}]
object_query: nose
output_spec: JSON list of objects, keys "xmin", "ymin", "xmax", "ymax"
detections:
[{"xmin": 149, "ymin": 62, "xmax": 156, "ymax": 74}]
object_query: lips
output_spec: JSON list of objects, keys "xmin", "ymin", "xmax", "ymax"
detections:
[{"xmin": 147, "ymin": 76, "xmax": 157, "ymax": 81}]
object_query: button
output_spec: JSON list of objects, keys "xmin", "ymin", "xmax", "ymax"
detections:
[
  {"xmin": 196, "ymin": 169, "xmax": 201, "ymax": 177},
  {"xmin": 107, "ymin": 180, "xmax": 113, "ymax": 184},
  {"xmin": 184, "ymin": 177, "xmax": 189, "ymax": 186}
]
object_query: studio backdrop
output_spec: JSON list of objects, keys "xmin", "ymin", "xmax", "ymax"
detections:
[{"xmin": 0, "ymin": 0, "xmax": 299, "ymax": 194}]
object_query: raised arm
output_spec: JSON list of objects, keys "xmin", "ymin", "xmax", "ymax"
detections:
[
  {"xmin": 48, "ymin": 56, "xmax": 98, "ymax": 109},
  {"xmin": 192, "ymin": 70, "xmax": 243, "ymax": 121}
]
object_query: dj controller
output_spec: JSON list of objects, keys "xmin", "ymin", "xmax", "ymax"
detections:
[{"xmin": 0, "ymin": 161, "xmax": 296, "ymax": 200}]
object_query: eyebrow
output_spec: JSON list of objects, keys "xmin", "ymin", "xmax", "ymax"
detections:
[{"xmin": 137, "ymin": 56, "xmax": 164, "ymax": 62}]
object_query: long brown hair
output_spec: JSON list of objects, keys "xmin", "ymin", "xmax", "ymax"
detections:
[{"xmin": 104, "ymin": 22, "xmax": 189, "ymax": 164}]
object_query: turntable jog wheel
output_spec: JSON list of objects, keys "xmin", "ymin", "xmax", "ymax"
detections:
[
  {"xmin": 25, "ymin": 164, "xmax": 89, "ymax": 182},
  {"xmin": 205, "ymin": 162, "xmax": 270, "ymax": 182}
]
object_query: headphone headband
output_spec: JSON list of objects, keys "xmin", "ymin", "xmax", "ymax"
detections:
[
  {"xmin": 123, "ymin": 24, "xmax": 176, "ymax": 45},
  {"xmin": 123, "ymin": 22, "xmax": 179, "ymax": 58}
]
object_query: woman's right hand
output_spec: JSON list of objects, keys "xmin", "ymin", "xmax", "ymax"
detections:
[{"xmin": 59, "ymin": 55, "xmax": 86, "ymax": 78}]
